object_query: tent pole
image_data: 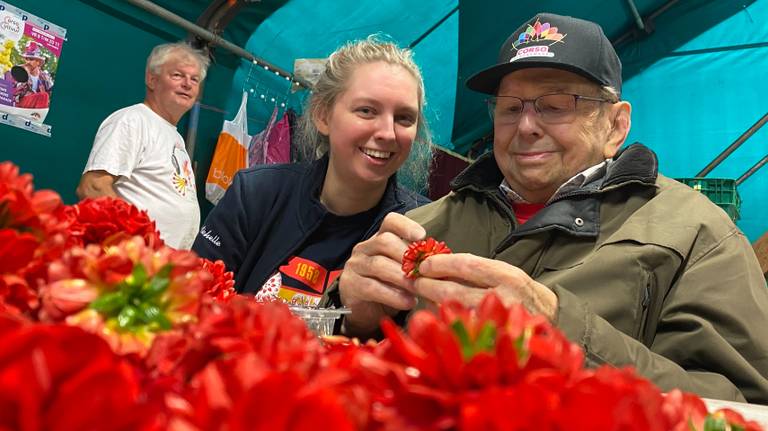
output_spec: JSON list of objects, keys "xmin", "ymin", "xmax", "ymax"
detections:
[
  {"xmin": 736, "ymin": 155, "xmax": 768, "ymax": 186},
  {"xmin": 408, "ymin": 5, "xmax": 458, "ymax": 49},
  {"xmin": 123, "ymin": 0, "xmax": 312, "ymax": 89},
  {"xmin": 696, "ymin": 112, "xmax": 768, "ymax": 177},
  {"xmin": 613, "ymin": 0, "xmax": 679, "ymax": 47},
  {"xmin": 625, "ymin": 0, "xmax": 646, "ymax": 31},
  {"xmin": 186, "ymin": 102, "xmax": 201, "ymax": 161}
]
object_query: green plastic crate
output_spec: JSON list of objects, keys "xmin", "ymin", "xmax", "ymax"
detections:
[{"xmin": 675, "ymin": 178, "xmax": 741, "ymax": 222}]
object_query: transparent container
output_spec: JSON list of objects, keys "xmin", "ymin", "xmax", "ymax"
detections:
[{"xmin": 289, "ymin": 306, "xmax": 351, "ymax": 337}]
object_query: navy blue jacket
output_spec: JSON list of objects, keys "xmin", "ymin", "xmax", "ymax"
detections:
[{"xmin": 192, "ymin": 155, "xmax": 430, "ymax": 294}]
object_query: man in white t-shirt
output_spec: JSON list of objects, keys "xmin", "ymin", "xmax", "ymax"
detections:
[{"xmin": 77, "ymin": 43, "xmax": 210, "ymax": 249}]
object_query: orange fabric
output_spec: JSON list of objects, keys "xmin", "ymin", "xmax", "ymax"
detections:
[{"xmin": 205, "ymin": 132, "xmax": 247, "ymax": 190}]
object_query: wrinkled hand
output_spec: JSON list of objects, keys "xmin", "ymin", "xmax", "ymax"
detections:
[
  {"xmin": 339, "ymin": 213, "xmax": 425, "ymax": 337},
  {"xmin": 413, "ymin": 253, "xmax": 559, "ymax": 321}
]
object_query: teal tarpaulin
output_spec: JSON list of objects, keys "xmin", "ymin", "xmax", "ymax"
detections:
[
  {"xmin": 227, "ymin": 0, "xmax": 457, "ymax": 149},
  {"xmin": 622, "ymin": 0, "xmax": 768, "ymax": 241},
  {"xmin": 223, "ymin": 0, "xmax": 765, "ymax": 241}
]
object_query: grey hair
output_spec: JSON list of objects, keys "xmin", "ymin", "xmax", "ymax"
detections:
[
  {"xmin": 579, "ymin": 85, "xmax": 624, "ymax": 144},
  {"xmin": 588, "ymin": 85, "xmax": 621, "ymax": 118},
  {"xmin": 296, "ymin": 35, "xmax": 433, "ymax": 192},
  {"xmin": 146, "ymin": 42, "xmax": 210, "ymax": 80},
  {"xmin": 600, "ymin": 85, "xmax": 620, "ymax": 103}
]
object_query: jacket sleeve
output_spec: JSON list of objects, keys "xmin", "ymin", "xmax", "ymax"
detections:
[
  {"xmin": 192, "ymin": 171, "xmax": 253, "ymax": 274},
  {"xmin": 556, "ymin": 228, "xmax": 768, "ymax": 403}
]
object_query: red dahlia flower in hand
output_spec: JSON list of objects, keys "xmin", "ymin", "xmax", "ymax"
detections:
[{"xmin": 402, "ymin": 237, "xmax": 452, "ymax": 279}]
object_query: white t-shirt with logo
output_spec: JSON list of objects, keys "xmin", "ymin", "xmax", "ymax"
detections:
[{"xmin": 84, "ymin": 103, "xmax": 200, "ymax": 249}]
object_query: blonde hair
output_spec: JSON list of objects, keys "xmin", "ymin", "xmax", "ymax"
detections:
[
  {"xmin": 147, "ymin": 42, "xmax": 210, "ymax": 80},
  {"xmin": 297, "ymin": 35, "xmax": 433, "ymax": 192}
]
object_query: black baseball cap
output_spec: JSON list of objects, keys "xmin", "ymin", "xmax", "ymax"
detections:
[{"xmin": 466, "ymin": 13, "xmax": 622, "ymax": 96}]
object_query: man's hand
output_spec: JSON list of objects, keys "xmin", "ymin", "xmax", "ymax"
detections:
[
  {"xmin": 339, "ymin": 213, "xmax": 426, "ymax": 337},
  {"xmin": 413, "ymin": 253, "xmax": 559, "ymax": 321},
  {"xmin": 76, "ymin": 170, "xmax": 119, "ymax": 200}
]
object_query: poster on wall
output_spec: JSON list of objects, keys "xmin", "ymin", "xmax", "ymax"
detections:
[{"xmin": 0, "ymin": 1, "xmax": 66, "ymax": 137}]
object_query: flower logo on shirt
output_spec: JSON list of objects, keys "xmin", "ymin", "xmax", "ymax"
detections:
[{"xmin": 171, "ymin": 144, "xmax": 195, "ymax": 196}]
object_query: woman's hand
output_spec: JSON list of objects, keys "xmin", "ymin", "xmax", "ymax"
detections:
[{"xmin": 338, "ymin": 213, "xmax": 425, "ymax": 337}]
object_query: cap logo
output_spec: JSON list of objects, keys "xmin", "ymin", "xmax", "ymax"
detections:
[{"xmin": 509, "ymin": 18, "xmax": 566, "ymax": 62}]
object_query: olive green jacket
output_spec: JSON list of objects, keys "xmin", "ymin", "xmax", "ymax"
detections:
[{"xmin": 407, "ymin": 144, "xmax": 768, "ymax": 403}]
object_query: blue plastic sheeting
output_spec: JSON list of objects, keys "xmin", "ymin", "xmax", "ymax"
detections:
[
  {"xmin": 622, "ymin": 0, "xmax": 767, "ymax": 241},
  {"xmin": 223, "ymin": 0, "xmax": 457, "ymax": 148}
]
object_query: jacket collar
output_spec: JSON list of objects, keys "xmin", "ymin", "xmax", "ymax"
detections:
[
  {"xmin": 450, "ymin": 143, "xmax": 659, "ymax": 238},
  {"xmin": 297, "ymin": 154, "xmax": 331, "ymax": 225},
  {"xmin": 602, "ymin": 143, "xmax": 658, "ymax": 189},
  {"xmin": 450, "ymin": 151, "xmax": 503, "ymax": 193}
]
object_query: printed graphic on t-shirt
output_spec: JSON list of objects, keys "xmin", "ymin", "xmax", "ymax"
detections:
[
  {"xmin": 256, "ymin": 271, "xmax": 323, "ymax": 307},
  {"xmin": 171, "ymin": 142, "xmax": 195, "ymax": 196},
  {"xmin": 279, "ymin": 256, "xmax": 327, "ymax": 293},
  {"xmin": 257, "ymin": 257, "xmax": 342, "ymax": 307},
  {"xmin": 255, "ymin": 272, "xmax": 282, "ymax": 301}
]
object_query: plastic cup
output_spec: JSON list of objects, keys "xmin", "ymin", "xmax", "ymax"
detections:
[{"xmin": 289, "ymin": 306, "xmax": 351, "ymax": 337}]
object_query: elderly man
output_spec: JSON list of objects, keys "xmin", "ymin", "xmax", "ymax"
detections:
[
  {"xmin": 330, "ymin": 13, "xmax": 768, "ymax": 404},
  {"xmin": 77, "ymin": 42, "xmax": 209, "ymax": 249}
]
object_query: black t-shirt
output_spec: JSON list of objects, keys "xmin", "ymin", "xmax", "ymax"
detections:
[{"xmin": 255, "ymin": 204, "xmax": 380, "ymax": 306}]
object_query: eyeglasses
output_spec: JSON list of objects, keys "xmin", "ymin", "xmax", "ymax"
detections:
[{"xmin": 487, "ymin": 93, "xmax": 614, "ymax": 125}]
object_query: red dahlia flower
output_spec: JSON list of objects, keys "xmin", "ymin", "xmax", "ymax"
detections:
[
  {"xmin": 68, "ymin": 197, "xmax": 163, "ymax": 248},
  {"xmin": 0, "ymin": 315, "xmax": 146, "ymax": 431},
  {"xmin": 198, "ymin": 258, "xmax": 236, "ymax": 303},
  {"xmin": 0, "ymin": 162, "xmax": 71, "ymax": 316},
  {"xmin": 0, "ymin": 162, "xmax": 63, "ymax": 237},
  {"xmin": 708, "ymin": 408, "xmax": 763, "ymax": 431},
  {"xmin": 401, "ymin": 237, "xmax": 452, "ymax": 279},
  {"xmin": 0, "ymin": 230, "xmax": 41, "ymax": 315},
  {"xmin": 145, "ymin": 298, "xmax": 324, "ymax": 385},
  {"xmin": 40, "ymin": 237, "xmax": 212, "ymax": 355},
  {"xmin": 142, "ymin": 299, "xmax": 355, "ymax": 430}
]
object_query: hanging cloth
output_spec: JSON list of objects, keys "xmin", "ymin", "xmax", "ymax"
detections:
[
  {"xmin": 264, "ymin": 108, "xmax": 294, "ymax": 164},
  {"xmin": 205, "ymin": 92, "xmax": 252, "ymax": 205},
  {"xmin": 248, "ymin": 105, "xmax": 279, "ymax": 167}
]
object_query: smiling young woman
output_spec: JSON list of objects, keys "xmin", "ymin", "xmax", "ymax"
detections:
[
  {"xmin": 315, "ymin": 61, "xmax": 420, "ymax": 215},
  {"xmin": 193, "ymin": 36, "xmax": 433, "ymax": 305}
]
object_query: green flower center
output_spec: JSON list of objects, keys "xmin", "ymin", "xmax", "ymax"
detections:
[
  {"xmin": 88, "ymin": 263, "xmax": 173, "ymax": 333},
  {"xmin": 451, "ymin": 320, "xmax": 497, "ymax": 361}
]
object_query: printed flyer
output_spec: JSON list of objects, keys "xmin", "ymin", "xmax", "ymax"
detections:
[{"xmin": 0, "ymin": 1, "xmax": 66, "ymax": 136}]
